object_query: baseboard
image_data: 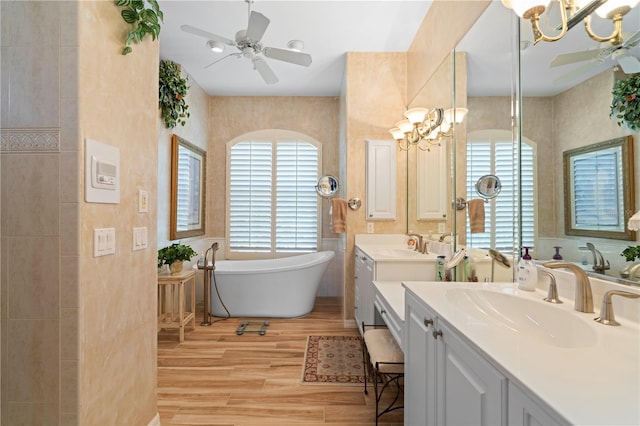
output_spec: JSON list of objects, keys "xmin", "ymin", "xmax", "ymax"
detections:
[
  {"xmin": 148, "ymin": 412, "xmax": 161, "ymax": 426},
  {"xmin": 343, "ymin": 319, "xmax": 357, "ymax": 328}
]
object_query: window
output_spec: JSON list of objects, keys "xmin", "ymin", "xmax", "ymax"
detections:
[
  {"xmin": 227, "ymin": 130, "xmax": 320, "ymax": 258},
  {"xmin": 466, "ymin": 130, "xmax": 536, "ymax": 252}
]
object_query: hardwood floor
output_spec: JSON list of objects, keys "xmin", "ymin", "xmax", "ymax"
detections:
[{"xmin": 157, "ymin": 297, "xmax": 403, "ymax": 425}]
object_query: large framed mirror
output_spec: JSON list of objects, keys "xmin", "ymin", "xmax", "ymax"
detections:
[
  {"xmin": 563, "ymin": 136, "xmax": 635, "ymax": 240},
  {"xmin": 170, "ymin": 134, "xmax": 206, "ymax": 240}
]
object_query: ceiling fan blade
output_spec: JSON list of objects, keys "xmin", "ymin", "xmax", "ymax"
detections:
[
  {"xmin": 252, "ymin": 58, "xmax": 278, "ymax": 85},
  {"xmin": 553, "ymin": 61, "xmax": 600, "ymax": 86},
  {"xmin": 181, "ymin": 25, "xmax": 235, "ymax": 46},
  {"xmin": 617, "ymin": 55, "xmax": 640, "ymax": 74},
  {"xmin": 550, "ymin": 48, "xmax": 609, "ymax": 67},
  {"xmin": 204, "ymin": 53, "xmax": 241, "ymax": 70},
  {"xmin": 622, "ymin": 30, "xmax": 640, "ymax": 48},
  {"xmin": 263, "ymin": 47, "xmax": 312, "ymax": 67},
  {"xmin": 246, "ymin": 11, "xmax": 270, "ymax": 42}
]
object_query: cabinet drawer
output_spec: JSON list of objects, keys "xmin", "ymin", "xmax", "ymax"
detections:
[{"xmin": 374, "ymin": 293, "xmax": 403, "ymax": 347}]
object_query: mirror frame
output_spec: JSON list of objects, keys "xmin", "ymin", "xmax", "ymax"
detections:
[
  {"xmin": 315, "ymin": 175, "xmax": 339, "ymax": 198},
  {"xmin": 563, "ymin": 135, "xmax": 635, "ymax": 241},
  {"xmin": 170, "ymin": 134, "xmax": 206, "ymax": 240}
]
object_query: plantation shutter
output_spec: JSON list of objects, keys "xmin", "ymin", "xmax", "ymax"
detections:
[
  {"xmin": 229, "ymin": 141, "xmax": 273, "ymax": 253},
  {"xmin": 466, "ymin": 136, "xmax": 536, "ymax": 252},
  {"xmin": 228, "ymin": 138, "xmax": 319, "ymax": 255},
  {"xmin": 276, "ymin": 142, "xmax": 319, "ymax": 252}
]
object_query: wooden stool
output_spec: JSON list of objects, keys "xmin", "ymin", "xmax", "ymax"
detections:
[
  {"xmin": 362, "ymin": 324, "xmax": 404, "ymax": 425},
  {"xmin": 158, "ymin": 269, "xmax": 196, "ymax": 342}
]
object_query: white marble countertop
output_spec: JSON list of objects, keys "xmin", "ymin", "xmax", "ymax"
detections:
[
  {"xmin": 402, "ymin": 280, "xmax": 640, "ymax": 426},
  {"xmin": 355, "ymin": 234, "xmax": 438, "ymax": 262}
]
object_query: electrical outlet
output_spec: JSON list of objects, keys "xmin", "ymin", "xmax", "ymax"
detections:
[
  {"xmin": 367, "ymin": 222, "xmax": 375, "ymax": 233},
  {"xmin": 438, "ymin": 222, "xmax": 445, "ymax": 234}
]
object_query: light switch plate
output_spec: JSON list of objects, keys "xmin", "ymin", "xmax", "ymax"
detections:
[
  {"xmin": 94, "ymin": 227, "xmax": 116, "ymax": 257},
  {"xmin": 133, "ymin": 227, "xmax": 148, "ymax": 251}
]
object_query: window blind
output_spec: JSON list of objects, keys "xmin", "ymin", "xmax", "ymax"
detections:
[
  {"xmin": 466, "ymin": 138, "xmax": 535, "ymax": 252},
  {"xmin": 228, "ymin": 139, "xmax": 319, "ymax": 255}
]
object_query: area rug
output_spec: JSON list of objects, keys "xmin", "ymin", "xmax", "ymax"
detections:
[{"xmin": 302, "ymin": 335, "xmax": 365, "ymax": 385}]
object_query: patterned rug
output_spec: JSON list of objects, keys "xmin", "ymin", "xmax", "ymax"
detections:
[{"xmin": 302, "ymin": 335, "xmax": 365, "ymax": 385}]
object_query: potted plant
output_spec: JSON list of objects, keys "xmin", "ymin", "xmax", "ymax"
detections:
[
  {"xmin": 610, "ymin": 73, "xmax": 640, "ymax": 131},
  {"xmin": 621, "ymin": 245, "xmax": 640, "ymax": 262},
  {"xmin": 158, "ymin": 243, "xmax": 197, "ymax": 275},
  {"xmin": 115, "ymin": 0, "xmax": 163, "ymax": 55}
]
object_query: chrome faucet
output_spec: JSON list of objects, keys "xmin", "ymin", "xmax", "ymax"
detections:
[
  {"xmin": 407, "ymin": 233, "xmax": 428, "ymax": 254},
  {"xmin": 586, "ymin": 242, "xmax": 610, "ymax": 274},
  {"xmin": 543, "ymin": 261, "xmax": 594, "ymax": 313}
]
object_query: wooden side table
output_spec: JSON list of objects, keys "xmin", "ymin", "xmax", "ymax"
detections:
[{"xmin": 158, "ymin": 269, "xmax": 196, "ymax": 342}]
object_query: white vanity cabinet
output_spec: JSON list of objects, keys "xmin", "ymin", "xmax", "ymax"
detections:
[
  {"xmin": 508, "ymin": 382, "xmax": 564, "ymax": 426},
  {"xmin": 405, "ymin": 290, "xmax": 507, "ymax": 426},
  {"xmin": 365, "ymin": 139, "xmax": 396, "ymax": 220},
  {"xmin": 354, "ymin": 248, "xmax": 375, "ymax": 334}
]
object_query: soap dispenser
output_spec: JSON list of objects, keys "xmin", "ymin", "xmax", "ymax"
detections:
[{"xmin": 517, "ymin": 246, "xmax": 536, "ymax": 291}]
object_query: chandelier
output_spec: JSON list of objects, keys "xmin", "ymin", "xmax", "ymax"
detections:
[
  {"xmin": 502, "ymin": 0, "xmax": 639, "ymax": 45},
  {"xmin": 389, "ymin": 107, "xmax": 468, "ymax": 151}
]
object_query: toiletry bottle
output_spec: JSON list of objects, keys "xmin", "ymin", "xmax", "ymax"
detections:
[
  {"xmin": 436, "ymin": 256, "xmax": 445, "ymax": 281},
  {"xmin": 517, "ymin": 246, "xmax": 536, "ymax": 291}
]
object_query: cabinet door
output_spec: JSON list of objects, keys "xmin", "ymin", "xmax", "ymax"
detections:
[
  {"xmin": 354, "ymin": 251, "xmax": 364, "ymax": 334},
  {"xmin": 366, "ymin": 139, "xmax": 396, "ymax": 220},
  {"xmin": 436, "ymin": 320, "xmax": 507, "ymax": 426},
  {"xmin": 405, "ymin": 292, "xmax": 438, "ymax": 426},
  {"xmin": 360, "ymin": 256, "xmax": 375, "ymax": 328},
  {"xmin": 417, "ymin": 143, "xmax": 447, "ymax": 220},
  {"xmin": 508, "ymin": 382, "xmax": 564, "ymax": 426}
]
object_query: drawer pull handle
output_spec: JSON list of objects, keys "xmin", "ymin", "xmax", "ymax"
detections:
[
  {"xmin": 380, "ymin": 309, "xmax": 386, "ymax": 315},
  {"xmin": 433, "ymin": 329, "xmax": 443, "ymax": 339},
  {"xmin": 424, "ymin": 318, "xmax": 433, "ymax": 327}
]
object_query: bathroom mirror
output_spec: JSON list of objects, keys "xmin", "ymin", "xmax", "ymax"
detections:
[
  {"xmin": 316, "ymin": 175, "xmax": 339, "ymax": 198},
  {"xmin": 563, "ymin": 136, "xmax": 635, "ymax": 240},
  {"xmin": 475, "ymin": 175, "xmax": 502, "ymax": 200},
  {"xmin": 170, "ymin": 134, "xmax": 206, "ymax": 240}
]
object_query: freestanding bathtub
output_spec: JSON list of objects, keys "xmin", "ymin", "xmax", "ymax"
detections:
[{"xmin": 208, "ymin": 251, "xmax": 335, "ymax": 318}]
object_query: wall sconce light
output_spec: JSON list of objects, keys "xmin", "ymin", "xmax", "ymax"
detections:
[
  {"xmin": 502, "ymin": 0, "xmax": 639, "ymax": 45},
  {"xmin": 208, "ymin": 40, "xmax": 225, "ymax": 53},
  {"xmin": 389, "ymin": 107, "xmax": 468, "ymax": 151}
]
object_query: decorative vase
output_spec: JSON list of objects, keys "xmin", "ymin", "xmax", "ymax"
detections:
[
  {"xmin": 553, "ymin": 246, "xmax": 563, "ymax": 260},
  {"xmin": 169, "ymin": 261, "xmax": 184, "ymax": 275}
]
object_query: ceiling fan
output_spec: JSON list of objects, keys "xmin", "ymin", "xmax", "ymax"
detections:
[
  {"xmin": 550, "ymin": 30, "xmax": 640, "ymax": 82},
  {"xmin": 181, "ymin": 0, "xmax": 312, "ymax": 85}
]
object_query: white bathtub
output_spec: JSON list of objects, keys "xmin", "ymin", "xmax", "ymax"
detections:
[{"xmin": 208, "ymin": 251, "xmax": 335, "ymax": 318}]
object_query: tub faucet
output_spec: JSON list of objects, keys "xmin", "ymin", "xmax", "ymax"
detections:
[
  {"xmin": 543, "ymin": 261, "xmax": 594, "ymax": 313},
  {"xmin": 586, "ymin": 242, "xmax": 610, "ymax": 274}
]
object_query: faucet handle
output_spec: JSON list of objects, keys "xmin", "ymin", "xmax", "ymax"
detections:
[
  {"xmin": 542, "ymin": 272, "xmax": 562, "ymax": 304},
  {"xmin": 594, "ymin": 290, "xmax": 640, "ymax": 326}
]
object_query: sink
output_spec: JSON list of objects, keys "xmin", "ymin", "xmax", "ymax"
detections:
[
  {"xmin": 369, "ymin": 248, "xmax": 429, "ymax": 258},
  {"xmin": 446, "ymin": 288, "xmax": 597, "ymax": 348}
]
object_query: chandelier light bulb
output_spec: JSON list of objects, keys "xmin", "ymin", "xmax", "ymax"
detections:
[{"xmin": 593, "ymin": 0, "xmax": 637, "ymax": 18}]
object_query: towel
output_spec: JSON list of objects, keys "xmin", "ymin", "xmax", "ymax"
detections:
[
  {"xmin": 331, "ymin": 198, "xmax": 348, "ymax": 233},
  {"xmin": 468, "ymin": 199, "xmax": 485, "ymax": 233}
]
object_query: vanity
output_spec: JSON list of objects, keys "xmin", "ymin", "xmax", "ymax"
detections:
[{"xmin": 373, "ymin": 274, "xmax": 640, "ymax": 425}]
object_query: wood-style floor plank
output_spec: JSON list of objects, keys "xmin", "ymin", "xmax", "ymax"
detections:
[{"xmin": 158, "ymin": 297, "xmax": 404, "ymax": 425}]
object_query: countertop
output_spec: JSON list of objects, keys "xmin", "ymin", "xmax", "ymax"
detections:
[{"xmin": 402, "ymin": 281, "xmax": 640, "ymax": 426}]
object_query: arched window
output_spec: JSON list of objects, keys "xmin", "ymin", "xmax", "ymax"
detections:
[
  {"xmin": 466, "ymin": 130, "xmax": 537, "ymax": 251},
  {"xmin": 226, "ymin": 130, "xmax": 321, "ymax": 258}
]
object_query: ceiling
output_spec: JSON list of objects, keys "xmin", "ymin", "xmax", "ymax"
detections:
[
  {"xmin": 158, "ymin": 0, "xmax": 432, "ymax": 96},
  {"xmin": 158, "ymin": 1, "xmax": 640, "ymax": 98}
]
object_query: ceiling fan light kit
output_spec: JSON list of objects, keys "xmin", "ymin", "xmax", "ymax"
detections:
[
  {"xmin": 181, "ymin": 1, "xmax": 312, "ymax": 85},
  {"xmin": 502, "ymin": 0, "xmax": 638, "ymax": 45}
]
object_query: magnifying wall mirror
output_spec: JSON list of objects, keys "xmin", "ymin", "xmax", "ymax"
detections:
[
  {"xmin": 475, "ymin": 175, "xmax": 502, "ymax": 200},
  {"xmin": 316, "ymin": 175, "xmax": 339, "ymax": 198}
]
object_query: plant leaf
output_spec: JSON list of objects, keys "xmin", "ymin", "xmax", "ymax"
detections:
[{"xmin": 121, "ymin": 8, "xmax": 138, "ymax": 24}]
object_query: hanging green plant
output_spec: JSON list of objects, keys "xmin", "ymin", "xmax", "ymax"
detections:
[
  {"xmin": 610, "ymin": 73, "xmax": 640, "ymax": 132},
  {"xmin": 115, "ymin": 0, "xmax": 163, "ymax": 55},
  {"xmin": 159, "ymin": 59, "xmax": 190, "ymax": 129}
]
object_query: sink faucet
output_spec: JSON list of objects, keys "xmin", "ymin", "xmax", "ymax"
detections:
[
  {"xmin": 438, "ymin": 232, "xmax": 450, "ymax": 243},
  {"xmin": 586, "ymin": 242, "xmax": 610, "ymax": 274},
  {"xmin": 594, "ymin": 290, "xmax": 640, "ymax": 326},
  {"xmin": 407, "ymin": 233, "xmax": 428, "ymax": 254},
  {"xmin": 542, "ymin": 261, "xmax": 594, "ymax": 313},
  {"xmin": 620, "ymin": 262, "xmax": 640, "ymax": 281}
]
